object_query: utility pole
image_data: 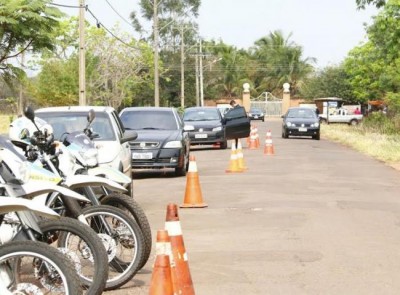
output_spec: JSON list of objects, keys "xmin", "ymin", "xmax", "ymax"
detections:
[
  {"xmin": 79, "ymin": 0, "xmax": 86, "ymax": 106},
  {"xmin": 180, "ymin": 26, "xmax": 185, "ymax": 108},
  {"xmin": 199, "ymin": 39, "xmax": 204, "ymax": 107},
  {"xmin": 153, "ymin": 0, "xmax": 160, "ymax": 107},
  {"xmin": 195, "ymin": 52, "xmax": 199, "ymax": 106}
]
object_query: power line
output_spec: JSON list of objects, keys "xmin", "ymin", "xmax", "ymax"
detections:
[
  {"xmin": 85, "ymin": 7, "xmax": 141, "ymax": 50},
  {"xmin": 103, "ymin": 0, "xmax": 137, "ymax": 31},
  {"xmin": 50, "ymin": 3, "xmax": 83, "ymax": 9}
]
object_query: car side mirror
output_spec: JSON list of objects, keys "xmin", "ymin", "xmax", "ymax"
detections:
[{"xmin": 121, "ymin": 130, "xmax": 137, "ymax": 143}]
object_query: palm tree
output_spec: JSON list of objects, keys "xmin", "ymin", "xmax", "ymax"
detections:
[{"xmin": 250, "ymin": 30, "xmax": 315, "ymax": 97}]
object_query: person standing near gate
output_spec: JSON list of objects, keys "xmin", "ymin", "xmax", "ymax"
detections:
[{"xmin": 229, "ymin": 100, "xmax": 241, "ymax": 148}]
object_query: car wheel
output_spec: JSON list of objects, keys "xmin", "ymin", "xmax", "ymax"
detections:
[
  {"xmin": 313, "ymin": 133, "xmax": 320, "ymax": 140},
  {"xmin": 282, "ymin": 129, "xmax": 289, "ymax": 138},
  {"xmin": 349, "ymin": 119, "xmax": 358, "ymax": 126},
  {"xmin": 220, "ymin": 140, "xmax": 228, "ymax": 149},
  {"xmin": 175, "ymin": 154, "xmax": 187, "ymax": 177}
]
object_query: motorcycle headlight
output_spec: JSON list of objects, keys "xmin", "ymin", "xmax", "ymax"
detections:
[
  {"xmin": 79, "ymin": 148, "xmax": 98, "ymax": 167},
  {"xmin": 164, "ymin": 141, "xmax": 182, "ymax": 148},
  {"xmin": 212, "ymin": 126, "xmax": 222, "ymax": 132}
]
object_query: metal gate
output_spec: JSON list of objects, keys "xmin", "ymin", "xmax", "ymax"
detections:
[
  {"xmin": 250, "ymin": 102, "xmax": 282, "ymax": 117},
  {"xmin": 250, "ymin": 92, "xmax": 282, "ymax": 117}
]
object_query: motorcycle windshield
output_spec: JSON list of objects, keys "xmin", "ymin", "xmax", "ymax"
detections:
[{"xmin": 64, "ymin": 131, "xmax": 96, "ymax": 152}]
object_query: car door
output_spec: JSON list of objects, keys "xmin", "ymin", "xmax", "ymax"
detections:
[
  {"xmin": 111, "ymin": 110, "xmax": 132, "ymax": 174},
  {"xmin": 223, "ymin": 106, "xmax": 251, "ymax": 140}
]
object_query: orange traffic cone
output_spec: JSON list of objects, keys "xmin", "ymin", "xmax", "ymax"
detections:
[
  {"xmin": 180, "ymin": 155, "xmax": 207, "ymax": 208},
  {"xmin": 248, "ymin": 127, "xmax": 258, "ymax": 150},
  {"xmin": 165, "ymin": 204, "xmax": 195, "ymax": 295},
  {"xmin": 263, "ymin": 130, "xmax": 275, "ymax": 155},
  {"xmin": 149, "ymin": 254, "xmax": 174, "ymax": 295},
  {"xmin": 225, "ymin": 141, "xmax": 243, "ymax": 173},
  {"xmin": 155, "ymin": 230, "xmax": 173, "ymax": 263},
  {"xmin": 236, "ymin": 140, "xmax": 247, "ymax": 170},
  {"xmin": 254, "ymin": 126, "xmax": 260, "ymax": 148}
]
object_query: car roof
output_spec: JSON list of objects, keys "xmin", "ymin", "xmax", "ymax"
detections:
[
  {"xmin": 184, "ymin": 106, "xmax": 219, "ymax": 112},
  {"xmin": 36, "ymin": 106, "xmax": 115, "ymax": 113},
  {"xmin": 120, "ymin": 107, "xmax": 176, "ymax": 113}
]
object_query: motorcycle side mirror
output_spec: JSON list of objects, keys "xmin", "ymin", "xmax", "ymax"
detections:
[
  {"xmin": 87, "ymin": 109, "xmax": 96, "ymax": 124},
  {"xmin": 24, "ymin": 106, "xmax": 35, "ymax": 122}
]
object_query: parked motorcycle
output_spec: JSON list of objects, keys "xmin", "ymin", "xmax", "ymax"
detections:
[
  {"xmin": 0, "ymin": 141, "xmax": 109, "ymax": 294},
  {"xmin": 9, "ymin": 112, "xmax": 146, "ymax": 290},
  {"xmin": 0, "ymin": 196, "xmax": 82, "ymax": 294}
]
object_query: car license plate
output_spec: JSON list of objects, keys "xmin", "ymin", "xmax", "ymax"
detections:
[
  {"xmin": 195, "ymin": 133, "xmax": 207, "ymax": 139},
  {"xmin": 298, "ymin": 127, "xmax": 307, "ymax": 132},
  {"xmin": 254, "ymin": 116, "xmax": 258, "ymax": 119},
  {"xmin": 132, "ymin": 152, "xmax": 152, "ymax": 160}
]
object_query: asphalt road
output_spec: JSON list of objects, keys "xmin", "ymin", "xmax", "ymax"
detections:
[{"xmin": 106, "ymin": 118, "xmax": 400, "ymax": 295}]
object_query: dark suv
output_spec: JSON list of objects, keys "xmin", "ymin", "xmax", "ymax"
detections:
[{"xmin": 119, "ymin": 107, "xmax": 191, "ymax": 176}]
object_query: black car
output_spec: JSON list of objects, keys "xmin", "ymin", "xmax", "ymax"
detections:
[
  {"xmin": 183, "ymin": 107, "xmax": 228, "ymax": 149},
  {"xmin": 119, "ymin": 107, "xmax": 191, "ymax": 176},
  {"xmin": 281, "ymin": 107, "xmax": 320, "ymax": 140},
  {"xmin": 248, "ymin": 108, "xmax": 265, "ymax": 121}
]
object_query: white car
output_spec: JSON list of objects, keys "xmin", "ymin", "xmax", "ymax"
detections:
[{"xmin": 35, "ymin": 106, "xmax": 135, "ymax": 178}]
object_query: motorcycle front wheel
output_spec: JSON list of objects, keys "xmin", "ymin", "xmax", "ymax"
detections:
[
  {"xmin": 81, "ymin": 205, "xmax": 145, "ymax": 291},
  {"xmin": 0, "ymin": 240, "xmax": 82, "ymax": 295},
  {"xmin": 37, "ymin": 216, "xmax": 109, "ymax": 295},
  {"xmin": 100, "ymin": 192, "xmax": 152, "ymax": 270}
]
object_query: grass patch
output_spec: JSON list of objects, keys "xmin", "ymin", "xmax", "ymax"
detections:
[
  {"xmin": 0, "ymin": 115, "xmax": 15, "ymax": 135},
  {"xmin": 321, "ymin": 123, "xmax": 400, "ymax": 164}
]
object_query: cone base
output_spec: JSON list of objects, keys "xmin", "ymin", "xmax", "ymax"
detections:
[
  {"xmin": 225, "ymin": 169, "xmax": 244, "ymax": 173},
  {"xmin": 264, "ymin": 147, "xmax": 275, "ymax": 155},
  {"xmin": 180, "ymin": 203, "xmax": 208, "ymax": 208}
]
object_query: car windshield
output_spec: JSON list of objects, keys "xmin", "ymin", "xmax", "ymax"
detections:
[
  {"xmin": 287, "ymin": 109, "xmax": 316, "ymax": 119},
  {"xmin": 183, "ymin": 109, "xmax": 220, "ymax": 121},
  {"xmin": 120, "ymin": 110, "xmax": 178, "ymax": 130},
  {"xmin": 36, "ymin": 112, "xmax": 115, "ymax": 141},
  {"xmin": 250, "ymin": 109, "xmax": 262, "ymax": 113}
]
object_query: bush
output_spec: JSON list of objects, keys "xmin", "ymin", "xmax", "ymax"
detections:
[{"xmin": 361, "ymin": 112, "xmax": 399, "ymax": 135}]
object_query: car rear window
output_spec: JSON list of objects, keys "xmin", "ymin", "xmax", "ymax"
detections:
[
  {"xmin": 36, "ymin": 112, "xmax": 115, "ymax": 141},
  {"xmin": 120, "ymin": 110, "xmax": 178, "ymax": 130}
]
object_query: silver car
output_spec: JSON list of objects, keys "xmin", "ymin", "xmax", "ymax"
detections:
[{"xmin": 35, "ymin": 106, "xmax": 133, "ymax": 177}]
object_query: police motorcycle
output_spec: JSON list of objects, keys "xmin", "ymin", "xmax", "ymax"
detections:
[
  {"xmin": 9, "ymin": 111, "xmax": 145, "ymax": 290},
  {"xmin": 0, "ymin": 197, "xmax": 83, "ymax": 295},
  {"xmin": 0, "ymin": 145, "xmax": 100, "ymax": 294},
  {"xmin": 58, "ymin": 108, "xmax": 152, "ymax": 270}
]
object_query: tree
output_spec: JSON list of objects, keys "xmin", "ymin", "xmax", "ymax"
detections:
[
  {"xmin": 0, "ymin": 0, "xmax": 63, "ymax": 76},
  {"xmin": 130, "ymin": 0, "xmax": 201, "ymax": 106},
  {"xmin": 250, "ymin": 31, "xmax": 315, "ymax": 98},
  {"xmin": 30, "ymin": 18, "xmax": 154, "ymax": 108},
  {"xmin": 356, "ymin": 0, "xmax": 386, "ymax": 9},
  {"xmin": 300, "ymin": 65, "xmax": 354, "ymax": 101}
]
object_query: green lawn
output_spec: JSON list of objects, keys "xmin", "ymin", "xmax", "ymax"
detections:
[
  {"xmin": 321, "ymin": 124, "xmax": 400, "ymax": 165},
  {"xmin": 0, "ymin": 115, "xmax": 14, "ymax": 135}
]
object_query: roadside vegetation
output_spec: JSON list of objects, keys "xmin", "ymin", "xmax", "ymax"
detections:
[{"xmin": 322, "ymin": 112, "xmax": 400, "ymax": 165}]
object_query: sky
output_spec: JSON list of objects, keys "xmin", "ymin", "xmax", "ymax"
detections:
[{"xmin": 57, "ymin": 0, "xmax": 379, "ymax": 68}]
